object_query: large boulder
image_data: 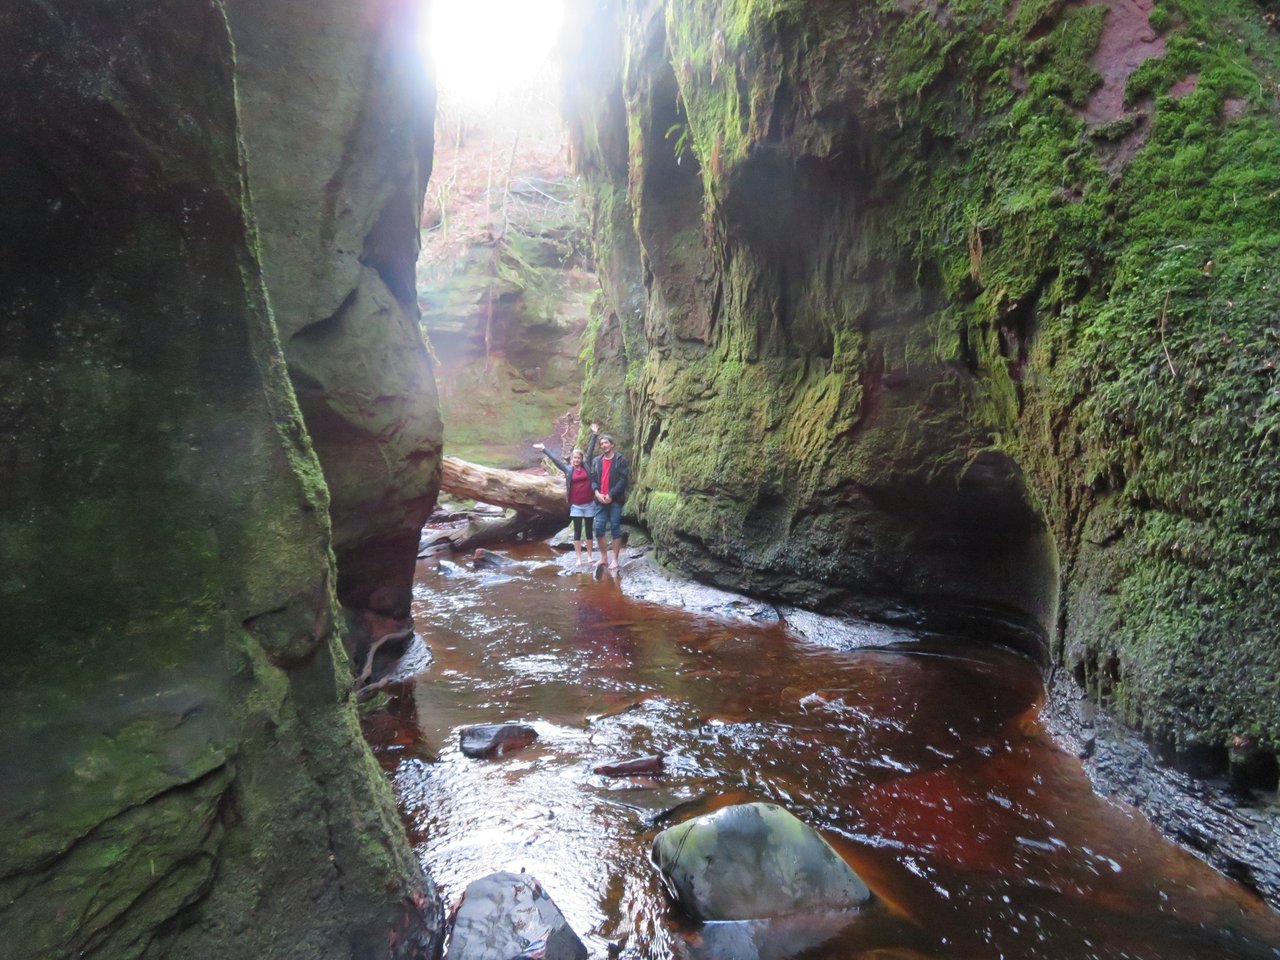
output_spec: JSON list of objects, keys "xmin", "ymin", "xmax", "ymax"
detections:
[
  {"xmin": 446, "ymin": 872, "xmax": 588, "ymax": 960},
  {"xmin": 651, "ymin": 803, "xmax": 872, "ymax": 921}
]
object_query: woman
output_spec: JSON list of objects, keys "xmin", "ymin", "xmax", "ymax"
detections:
[{"xmin": 534, "ymin": 422, "xmax": 599, "ymax": 566}]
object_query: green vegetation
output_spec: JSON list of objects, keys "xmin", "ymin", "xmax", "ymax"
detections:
[{"xmin": 567, "ymin": 0, "xmax": 1280, "ymax": 754}]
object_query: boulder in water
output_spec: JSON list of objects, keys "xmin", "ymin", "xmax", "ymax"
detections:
[
  {"xmin": 652, "ymin": 802, "xmax": 871, "ymax": 921},
  {"xmin": 460, "ymin": 723, "xmax": 539, "ymax": 758},
  {"xmin": 473, "ymin": 548, "xmax": 515, "ymax": 569},
  {"xmin": 594, "ymin": 754, "xmax": 665, "ymax": 777},
  {"xmin": 672, "ymin": 912, "xmax": 863, "ymax": 960},
  {"xmin": 446, "ymin": 871, "xmax": 587, "ymax": 960}
]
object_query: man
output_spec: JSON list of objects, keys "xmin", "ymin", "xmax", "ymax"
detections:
[{"xmin": 590, "ymin": 429, "xmax": 629, "ymax": 573}]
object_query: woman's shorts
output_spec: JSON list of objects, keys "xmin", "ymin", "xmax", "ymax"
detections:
[{"xmin": 569, "ymin": 502, "xmax": 595, "ymax": 518}]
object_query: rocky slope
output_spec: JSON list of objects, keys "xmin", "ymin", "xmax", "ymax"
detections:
[
  {"xmin": 564, "ymin": 0, "xmax": 1279, "ymax": 790},
  {"xmin": 0, "ymin": 1, "xmax": 440, "ymax": 956}
]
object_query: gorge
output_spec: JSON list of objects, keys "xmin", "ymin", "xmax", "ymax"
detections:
[{"xmin": 2, "ymin": 0, "xmax": 1278, "ymax": 957}]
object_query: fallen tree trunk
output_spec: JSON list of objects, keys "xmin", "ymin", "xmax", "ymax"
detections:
[
  {"xmin": 441, "ymin": 456, "xmax": 564, "ymax": 512},
  {"xmin": 434, "ymin": 456, "xmax": 568, "ymax": 552}
]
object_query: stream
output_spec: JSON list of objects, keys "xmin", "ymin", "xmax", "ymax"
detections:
[{"xmin": 362, "ymin": 544, "xmax": 1280, "ymax": 959}]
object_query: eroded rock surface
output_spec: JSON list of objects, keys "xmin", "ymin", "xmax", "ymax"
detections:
[
  {"xmin": 0, "ymin": 1, "xmax": 441, "ymax": 956},
  {"xmin": 563, "ymin": 0, "xmax": 1280, "ymax": 806},
  {"xmin": 228, "ymin": 0, "xmax": 443, "ymax": 614}
]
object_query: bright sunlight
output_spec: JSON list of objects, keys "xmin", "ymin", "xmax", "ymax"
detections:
[{"xmin": 421, "ymin": 0, "xmax": 565, "ymax": 109}]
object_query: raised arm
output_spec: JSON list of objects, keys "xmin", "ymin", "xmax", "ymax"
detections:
[{"xmin": 533, "ymin": 442, "xmax": 570, "ymax": 475}]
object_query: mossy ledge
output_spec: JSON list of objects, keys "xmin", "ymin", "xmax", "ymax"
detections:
[{"xmin": 564, "ymin": 0, "xmax": 1280, "ymax": 885}]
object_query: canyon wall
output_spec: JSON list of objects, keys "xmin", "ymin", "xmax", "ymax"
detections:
[
  {"xmin": 228, "ymin": 0, "xmax": 443, "ymax": 616},
  {"xmin": 564, "ymin": 0, "xmax": 1279, "ymax": 771},
  {"xmin": 0, "ymin": 1, "xmax": 440, "ymax": 956}
]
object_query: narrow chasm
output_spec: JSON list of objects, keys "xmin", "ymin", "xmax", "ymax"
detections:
[{"xmin": 7, "ymin": 0, "xmax": 1280, "ymax": 958}]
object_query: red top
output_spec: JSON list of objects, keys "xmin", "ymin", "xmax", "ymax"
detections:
[
  {"xmin": 600, "ymin": 456, "xmax": 612, "ymax": 497},
  {"xmin": 569, "ymin": 467, "xmax": 593, "ymax": 505}
]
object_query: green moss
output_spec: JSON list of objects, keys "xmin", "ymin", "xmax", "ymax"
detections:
[
  {"xmin": 1028, "ymin": 4, "xmax": 1108, "ymax": 106},
  {"xmin": 2, "ymin": 3, "xmax": 439, "ymax": 953},
  {"xmin": 566, "ymin": 0, "xmax": 1280, "ymax": 752}
]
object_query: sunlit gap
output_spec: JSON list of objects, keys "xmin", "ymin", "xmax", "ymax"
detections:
[
  {"xmin": 415, "ymin": 0, "xmax": 587, "ymax": 467},
  {"xmin": 420, "ymin": 0, "xmax": 565, "ymax": 111},
  {"xmin": 416, "ymin": 0, "xmax": 573, "ymax": 258}
]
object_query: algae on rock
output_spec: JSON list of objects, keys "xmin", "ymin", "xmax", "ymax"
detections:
[
  {"xmin": 563, "ymin": 0, "xmax": 1280, "ymax": 769},
  {"xmin": 228, "ymin": 0, "xmax": 443, "ymax": 615},
  {"xmin": 0, "ymin": 1, "xmax": 441, "ymax": 956}
]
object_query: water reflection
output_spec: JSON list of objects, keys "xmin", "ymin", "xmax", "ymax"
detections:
[{"xmin": 363, "ymin": 545, "xmax": 1280, "ymax": 959}]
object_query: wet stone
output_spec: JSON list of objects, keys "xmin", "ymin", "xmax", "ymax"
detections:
[
  {"xmin": 652, "ymin": 802, "xmax": 872, "ymax": 921},
  {"xmin": 460, "ymin": 723, "xmax": 538, "ymax": 758},
  {"xmin": 446, "ymin": 871, "xmax": 587, "ymax": 960},
  {"xmin": 673, "ymin": 913, "xmax": 861, "ymax": 960},
  {"xmin": 473, "ymin": 548, "xmax": 515, "ymax": 569},
  {"xmin": 594, "ymin": 754, "xmax": 665, "ymax": 777}
]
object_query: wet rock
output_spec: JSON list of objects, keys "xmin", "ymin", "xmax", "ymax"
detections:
[
  {"xmin": 615, "ymin": 555, "xmax": 782, "ymax": 623},
  {"xmin": 594, "ymin": 754, "xmax": 665, "ymax": 777},
  {"xmin": 778, "ymin": 607, "xmax": 913, "ymax": 651},
  {"xmin": 460, "ymin": 723, "xmax": 539, "ymax": 758},
  {"xmin": 672, "ymin": 912, "xmax": 860, "ymax": 960},
  {"xmin": 419, "ymin": 531, "xmax": 454, "ymax": 558},
  {"xmin": 446, "ymin": 871, "xmax": 587, "ymax": 960},
  {"xmin": 473, "ymin": 548, "xmax": 515, "ymax": 570},
  {"xmin": 549, "ymin": 528, "xmax": 577, "ymax": 551},
  {"xmin": 652, "ymin": 802, "xmax": 871, "ymax": 921}
]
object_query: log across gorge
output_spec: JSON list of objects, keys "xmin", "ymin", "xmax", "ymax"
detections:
[{"xmin": 431, "ymin": 456, "xmax": 568, "ymax": 552}]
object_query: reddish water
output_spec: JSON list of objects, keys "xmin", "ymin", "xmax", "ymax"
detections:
[{"xmin": 365, "ymin": 545, "xmax": 1280, "ymax": 959}]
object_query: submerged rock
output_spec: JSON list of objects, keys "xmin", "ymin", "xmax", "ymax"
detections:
[
  {"xmin": 473, "ymin": 548, "xmax": 516, "ymax": 570},
  {"xmin": 652, "ymin": 802, "xmax": 871, "ymax": 921},
  {"xmin": 672, "ymin": 913, "xmax": 864, "ymax": 960},
  {"xmin": 460, "ymin": 723, "xmax": 539, "ymax": 758},
  {"xmin": 446, "ymin": 871, "xmax": 587, "ymax": 960},
  {"xmin": 594, "ymin": 754, "xmax": 665, "ymax": 777}
]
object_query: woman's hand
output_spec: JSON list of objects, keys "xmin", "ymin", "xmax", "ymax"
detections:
[
  {"xmin": 590, "ymin": 422, "xmax": 600, "ymax": 434},
  {"xmin": 532, "ymin": 442, "xmax": 545, "ymax": 451}
]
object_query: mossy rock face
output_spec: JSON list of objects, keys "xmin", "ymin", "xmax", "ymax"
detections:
[
  {"xmin": 564, "ymin": 0, "xmax": 1280, "ymax": 756},
  {"xmin": 0, "ymin": 2, "xmax": 439, "ymax": 957},
  {"xmin": 228, "ymin": 0, "xmax": 443, "ymax": 612}
]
